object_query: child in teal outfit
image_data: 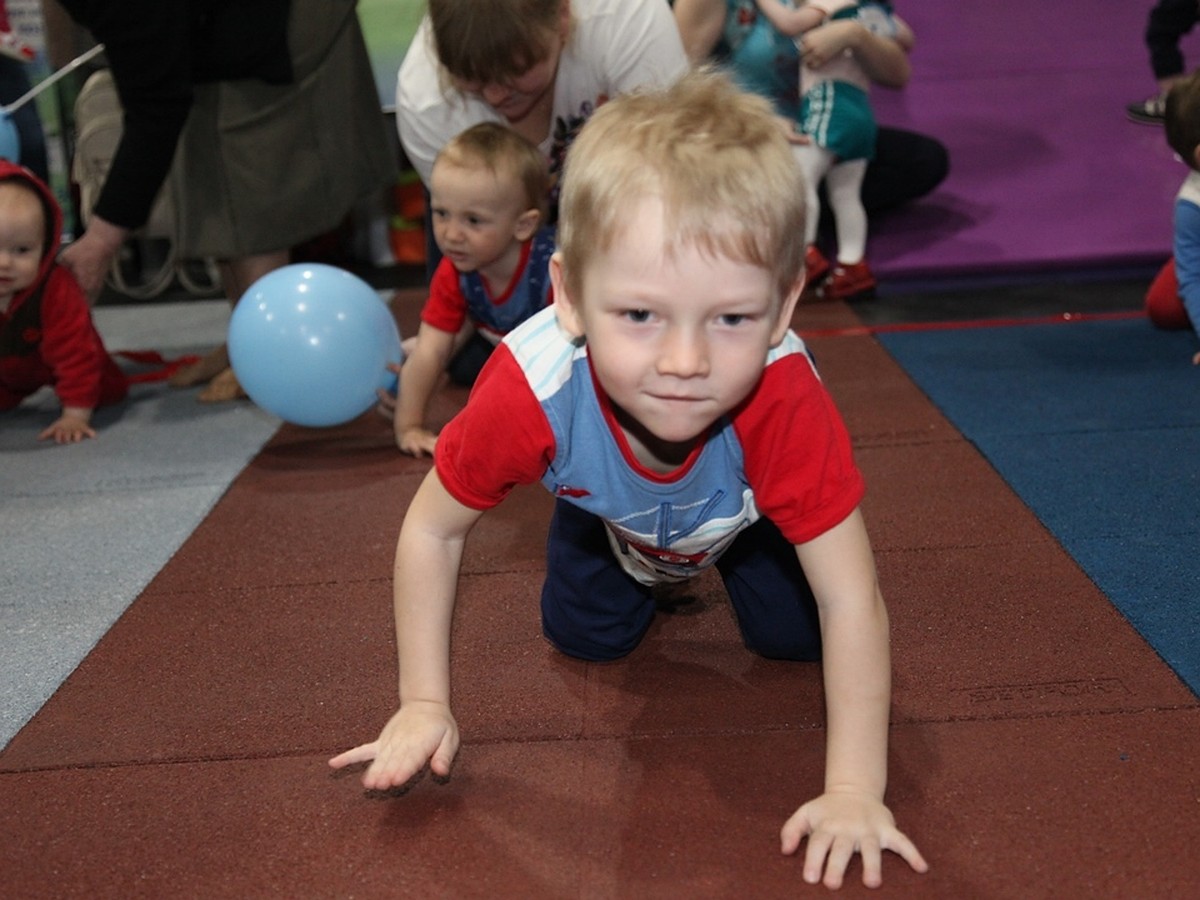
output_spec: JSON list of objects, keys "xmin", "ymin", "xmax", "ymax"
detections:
[{"xmin": 753, "ymin": 0, "xmax": 910, "ymax": 301}]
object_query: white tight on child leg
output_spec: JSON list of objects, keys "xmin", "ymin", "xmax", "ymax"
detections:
[
  {"xmin": 826, "ymin": 159, "xmax": 869, "ymax": 265},
  {"xmin": 793, "ymin": 143, "xmax": 835, "ymax": 247}
]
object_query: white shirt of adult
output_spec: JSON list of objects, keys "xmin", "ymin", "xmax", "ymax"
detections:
[{"xmin": 396, "ymin": 0, "xmax": 689, "ymax": 186}]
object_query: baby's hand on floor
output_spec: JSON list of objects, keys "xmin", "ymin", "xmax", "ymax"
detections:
[
  {"xmin": 38, "ymin": 412, "xmax": 96, "ymax": 444},
  {"xmin": 396, "ymin": 425, "xmax": 437, "ymax": 458}
]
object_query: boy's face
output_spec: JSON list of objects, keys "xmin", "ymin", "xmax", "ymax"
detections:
[
  {"xmin": 551, "ymin": 197, "xmax": 802, "ymax": 471},
  {"xmin": 0, "ymin": 183, "xmax": 45, "ymax": 308},
  {"xmin": 429, "ymin": 160, "xmax": 538, "ymax": 276}
]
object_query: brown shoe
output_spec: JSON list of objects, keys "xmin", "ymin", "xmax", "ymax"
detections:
[{"xmin": 821, "ymin": 260, "xmax": 877, "ymax": 301}]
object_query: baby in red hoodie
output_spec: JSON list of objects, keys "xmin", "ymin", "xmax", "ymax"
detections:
[{"xmin": 0, "ymin": 161, "xmax": 126, "ymax": 442}]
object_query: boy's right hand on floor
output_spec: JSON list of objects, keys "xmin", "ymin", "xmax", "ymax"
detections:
[{"xmin": 328, "ymin": 700, "xmax": 459, "ymax": 790}]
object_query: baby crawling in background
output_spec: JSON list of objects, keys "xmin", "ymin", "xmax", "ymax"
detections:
[
  {"xmin": 383, "ymin": 123, "xmax": 554, "ymax": 457},
  {"xmin": 0, "ymin": 161, "xmax": 126, "ymax": 443}
]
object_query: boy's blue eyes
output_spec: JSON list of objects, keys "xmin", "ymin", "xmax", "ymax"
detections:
[{"xmin": 620, "ymin": 310, "xmax": 750, "ymax": 326}]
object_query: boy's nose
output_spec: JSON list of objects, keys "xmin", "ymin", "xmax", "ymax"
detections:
[{"xmin": 658, "ymin": 328, "xmax": 710, "ymax": 378}]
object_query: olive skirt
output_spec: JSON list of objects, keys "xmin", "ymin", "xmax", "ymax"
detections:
[{"xmin": 172, "ymin": 0, "xmax": 397, "ymax": 258}]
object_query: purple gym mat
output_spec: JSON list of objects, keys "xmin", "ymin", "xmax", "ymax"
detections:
[{"xmin": 870, "ymin": 2, "xmax": 1199, "ymax": 279}]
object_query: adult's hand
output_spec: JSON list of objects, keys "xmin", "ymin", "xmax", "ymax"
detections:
[{"xmin": 59, "ymin": 215, "xmax": 129, "ymax": 303}]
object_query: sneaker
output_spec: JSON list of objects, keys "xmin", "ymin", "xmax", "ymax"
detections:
[
  {"xmin": 805, "ymin": 244, "xmax": 830, "ymax": 286},
  {"xmin": 1126, "ymin": 93, "xmax": 1167, "ymax": 125},
  {"xmin": 821, "ymin": 260, "xmax": 877, "ymax": 301},
  {"xmin": 0, "ymin": 31, "xmax": 35, "ymax": 63}
]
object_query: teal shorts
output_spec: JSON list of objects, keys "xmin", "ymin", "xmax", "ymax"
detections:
[{"xmin": 799, "ymin": 80, "xmax": 877, "ymax": 162}]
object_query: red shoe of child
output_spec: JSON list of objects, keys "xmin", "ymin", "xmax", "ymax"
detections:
[
  {"xmin": 821, "ymin": 260, "xmax": 877, "ymax": 301},
  {"xmin": 805, "ymin": 244, "xmax": 831, "ymax": 286}
]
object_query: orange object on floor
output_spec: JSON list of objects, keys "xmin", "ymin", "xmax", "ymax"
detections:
[{"xmin": 390, "ymin": 221, "xmax": 426, "ymax": 265}]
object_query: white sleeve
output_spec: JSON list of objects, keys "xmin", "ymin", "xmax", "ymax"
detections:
[{"xmin": 583, "ymin": 0, "xmax": 689, "ymax": 93}]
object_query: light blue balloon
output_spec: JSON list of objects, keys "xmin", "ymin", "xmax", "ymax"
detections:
[
  {"xmin": 0, "ymin": 113, "xmax": 20, "ymax": 163},
  {"xmin": 228, "ymin": 263, "xmax": 403, "ymax": 427}
]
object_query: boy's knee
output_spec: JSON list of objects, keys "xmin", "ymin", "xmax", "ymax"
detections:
[
  {"xmin": 541, "ymin": 615, "xmax": 650, "ymax": 662},
  {"xmin": 742, "ymin": 631, "xmax": 823, "ymax": 662}
]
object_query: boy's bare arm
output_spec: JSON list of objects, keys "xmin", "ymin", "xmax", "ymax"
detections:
[
  {"xmin": 329, "ymin": 469, "xmax": 484, "ymax": 788},
  {"xmin": 394, "ymin": 323, "xmax": 458, "ymax": 457},
  {"xmin": 785, "ymin": 508, "xmax": 927, "ymax": 889}
]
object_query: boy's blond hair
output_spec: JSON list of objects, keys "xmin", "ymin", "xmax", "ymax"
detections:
[
  {"xmin": 436, "ymin": 122, "xmax": 550, "ymax": 222},
  {"xmin": 556, "ymin": 68, "xmax": 807, "ymax": 300},
  {"xmin": 1166, "ymin": 69, "xmax": 1200, "ymax": 171},
  {"xmin": 429, "ymin": 0, "xmax": 566, "ymax": 87}
]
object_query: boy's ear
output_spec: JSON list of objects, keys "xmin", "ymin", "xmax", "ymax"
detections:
[
  {"xmin": 514, "ymin": 208, "xmax": 540, "ymax": 242},
  {"xmin": 549, "ymin": 252, "xmax": 586, "ymax": 339},
  {"xmin": 1192, "ymin": 145, "xmax": 1200, "ymax": 170},
  {"xmin": 769, "ymin": 275, "xmax": 804, "ymax": 346}
]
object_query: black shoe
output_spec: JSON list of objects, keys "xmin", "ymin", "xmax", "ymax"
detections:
[{"xmin": 1126, "ymin": 94, "xmax": 1167, "ymax": 125}]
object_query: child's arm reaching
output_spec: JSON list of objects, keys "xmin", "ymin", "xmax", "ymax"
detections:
[
  {"xmin": 784, "ymin": 508, "xmax": 928, "ymax": 889},
  {"xmin": 393, "ymin": 323, "xmax": 460, "ymax": 458},
  {"xmin": 329, "ymin": 468, "xmax": 485, "ymax": 788},
  {"xmin": 754, "ymin": 0, "xmax": 829, "ymax": 39}
]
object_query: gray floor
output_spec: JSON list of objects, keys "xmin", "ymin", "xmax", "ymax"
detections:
[{"xmin": 1, "ymin": 300, "xmax": 281, "ymax": 749}]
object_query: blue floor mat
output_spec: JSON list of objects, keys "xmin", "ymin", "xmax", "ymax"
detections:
[{"xmin": 879, "ymin": 317, "xmax": 1200, "ymax": 693}]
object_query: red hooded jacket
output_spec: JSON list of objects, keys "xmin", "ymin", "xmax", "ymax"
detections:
[{"xmin": 0, "ymin": 161, "xmax": 127, "ymax": 411}]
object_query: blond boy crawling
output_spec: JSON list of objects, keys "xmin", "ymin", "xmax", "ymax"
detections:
[{"xmin": 332, "ymin": 70, "xmax": 927, "ymax": 890}]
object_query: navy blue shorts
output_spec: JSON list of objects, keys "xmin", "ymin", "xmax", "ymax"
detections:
[{"xmin": 540, "ymin": 499, "xmax": 822, "ymax": 662}]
